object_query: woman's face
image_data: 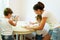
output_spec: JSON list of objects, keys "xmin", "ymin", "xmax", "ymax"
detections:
[{"xmin": 34, "ymin": 9, "xmax": 42, "ymax": 15}]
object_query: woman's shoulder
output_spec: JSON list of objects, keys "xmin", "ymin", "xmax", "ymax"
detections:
[
  {"xmin": 44, "ymin": 10, "xmax": 51, "ymax": 14},
  {"xmin": 42, "ymin": 10, "xmax": 52, "ymax": 17}
]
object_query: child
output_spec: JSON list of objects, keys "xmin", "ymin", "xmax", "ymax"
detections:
[
  {"xmin": 0, "ymin": 8, "xmax": 18, "ymax": 40},
  {"xmin": 26, "ymin": 1, "xmax": 60, "ymax": 40},
  {"xmin": 35, "ymin": 15, "xmax": 49, "ymax": 40},
  {"xmin": 35, "ymin": 15, "xmax": 43, "ymax": 40}
]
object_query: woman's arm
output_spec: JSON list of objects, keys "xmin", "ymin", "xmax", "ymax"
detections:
[
  {"xmin": 25, "ymin": 17, "xmax": 47, "ymax": 30},
  {"xmin": 34, "ymin": 17, "xmax": 47, "ymax": 30}
]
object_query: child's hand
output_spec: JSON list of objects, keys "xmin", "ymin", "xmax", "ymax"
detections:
[
  {"xmin": 15, "ymin": 16, "xmax": 19, "ymax": 21},
  {"xmin": 12, "ymin": 15, "xmax": 19, "ymax": 21}
]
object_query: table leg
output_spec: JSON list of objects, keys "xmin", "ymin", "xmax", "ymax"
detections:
[
  {"xmin": 34, "ymin": 37, "xmax": 36, "ymax": 40},
  {"xmin": 16, "ymin": 34, "xmax": 18, "ymax": 40},
  {"xmin": 24, "ymin": 35, "xmax": 25, "ymax": 40},
  {"xmin": 20, "ymin": 34, "xmax": 23, "ymax": 40}
]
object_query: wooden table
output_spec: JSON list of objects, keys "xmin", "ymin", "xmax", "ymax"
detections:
[{"xmin": 12, "ymin": 21, "xmax": 35, "ymax": 40}]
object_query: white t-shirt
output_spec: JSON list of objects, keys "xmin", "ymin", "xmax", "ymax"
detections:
[
  {"xmin": 42, "ymin": 11, "xmax": 60, "ymax": 29},
  {"xmin": 0, "ymin": 17, "xmax": 13, "ymax": 35}
]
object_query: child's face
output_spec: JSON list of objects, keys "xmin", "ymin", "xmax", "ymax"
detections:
[
  {"xmin": 37, "ymin": 19, "xmax": 41, "ymax": 23},
  {"xmin": 34, "ymin": 9, "xmax": 42, "ymax": 15},
  {"xmin": 8, "ymin": 13, "xmax": 12, "ymax": 19}
]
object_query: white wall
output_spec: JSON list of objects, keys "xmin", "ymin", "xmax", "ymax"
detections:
[
  {"xmin": 0, "ymin": 0, "xmax": 9, "ymax": 17},
  {"xmin": 9, "ymin": 0, "xmax": 28, "ymax": 21},
  {"xmin": 9, "ymin": 0, "xmax": 60, "ymax": 22},
  {"xmin": 40, "ymin": 0, "xmax": 60, "ymax": 22}
]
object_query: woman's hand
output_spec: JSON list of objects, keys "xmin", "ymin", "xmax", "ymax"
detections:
[
  {"xmin": 24, "ymin": 26, "xmax": 36, "ymax": 31},
  {"xmin": 24, "ymin": 26, "xmax": 33, "ymax": 30},
  {"xmin": 29, "ymin": 22, "xmax": 38, "ymax": 25}
]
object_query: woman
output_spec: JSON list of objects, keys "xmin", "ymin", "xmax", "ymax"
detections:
[{"xmin": 26, "ymin": 1, "xmax": 60, "ymax": 40}]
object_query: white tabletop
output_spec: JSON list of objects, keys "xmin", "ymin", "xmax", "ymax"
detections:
[{"xmin": 12, "ymin": 21, "xmax": 35, "ymax": 34}]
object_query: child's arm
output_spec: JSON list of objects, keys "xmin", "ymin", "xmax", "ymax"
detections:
[
  {"xmin": 8, "ymin": 16, "xmax": 18, "ymax": 26},
  {"xmin": 8, "ymin": 20, "xmax": 17, "ymax": 26}
]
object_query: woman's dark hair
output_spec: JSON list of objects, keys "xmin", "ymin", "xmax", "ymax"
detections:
[
  {"xmin": 4, "ymin": 8, "xmax": 13, "ymax": 16},
  {"xmin": 36, "ymin": 15, "xmax": 42, "ymax": 20},
  {"xmin": 33, "ymin": 2, "xmax": 45, "ymax": 10}
]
